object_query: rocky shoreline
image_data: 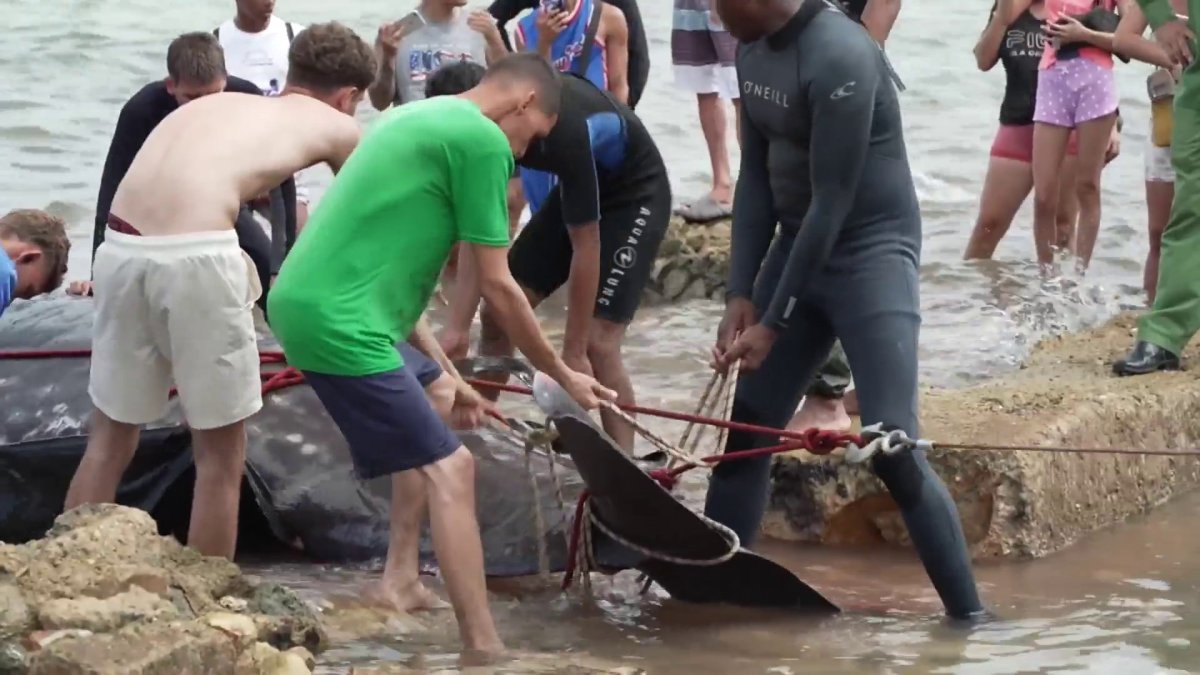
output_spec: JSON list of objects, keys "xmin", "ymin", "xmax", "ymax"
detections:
[
  {"xmin": 643, "ymin": 218, "xmax": 731, "ymax": 304},
  {"xmin": 0, "ymin": 505, "xmax": 639, "ymax": 674},
  {"xmin": 0, "ymin": 505, "xmax": 323, "ymax": 674}
]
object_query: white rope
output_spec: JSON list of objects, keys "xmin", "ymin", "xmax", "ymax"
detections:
[{"xmin": 583, "ymin": 499, "xmax": 740, "ymax": 567}]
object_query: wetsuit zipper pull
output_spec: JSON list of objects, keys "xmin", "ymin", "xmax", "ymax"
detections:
[{"xmin": 877, "ymin": 45, "xmax": 906, "ymax": 93}]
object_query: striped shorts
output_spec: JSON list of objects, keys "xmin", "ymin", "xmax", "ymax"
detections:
[{"xmin": 671, "ymin": 0, "xmax": 739, "ymax": 98}]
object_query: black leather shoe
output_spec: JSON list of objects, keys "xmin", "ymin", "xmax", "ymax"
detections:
[{"xmin": 1112, "ymin": 341, "xmax": 1182, "ymax": 376}]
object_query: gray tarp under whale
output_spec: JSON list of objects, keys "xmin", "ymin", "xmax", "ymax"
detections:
[{"xmin": 0, "ymin": 297, "xmax": 586, "ymax": 577}]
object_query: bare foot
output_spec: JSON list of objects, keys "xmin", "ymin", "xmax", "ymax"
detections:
[
  {"xmin": 787, "ymin": 395, "xmax": 852, "ymax": 433},
  {"xmin": 708, "ymin": 182, "xmax": 733, "ymax": 204},
  {"xmin": 460, "ymin": 642, "xmax": 508, "ymax": 666},
  {"xmin": 362, "ymin": 579, "xmax": 450, "ymax": 613}
]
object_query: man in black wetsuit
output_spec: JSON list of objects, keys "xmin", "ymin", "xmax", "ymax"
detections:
[
  {"xmin": 707, "ymin": 0, "xmax": 984, "ymax": 619},
  {"xmin": 442, "ymin": 73, "xmax": 671, "ymax": 452},
  {"xmin": 71, "ymin": 32, "xmax": 294, "ymax": 305},
  {"xmin": 487, "ymin": 0, "xmax": 650, "ymax": 109}
]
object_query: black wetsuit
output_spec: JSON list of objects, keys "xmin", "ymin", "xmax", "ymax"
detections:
[
  {"xmin": 704, "ymin": 0, "xmax": 983, "ymax": 619},
  {"xmin": 510, "ymin": 74, "xmax": 670, "ymax": 323},
  {"xmin": 93, "ymin": 76, "xmax": 295, "ymax": 308},
  {"xmin": 488, "ymin": 0, "xmax": 650, "ymax": 109}
]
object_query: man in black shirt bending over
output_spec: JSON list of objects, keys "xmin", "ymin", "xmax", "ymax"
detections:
[
  {"xmin": 70, "ymin": 32, "xmax": 292, "ymax": 303},
  {"xmin": 443, "ymin": 73, "xmax": 670, "ymax": 452}
]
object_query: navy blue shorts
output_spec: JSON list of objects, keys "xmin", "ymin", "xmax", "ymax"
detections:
[
  {"xmin": 303, "ymin": 363, "xmax": 461, "ymax": 480},
  {"xmin": 396, "ymin": 342, "xmax": 442, "ymax": 387}
]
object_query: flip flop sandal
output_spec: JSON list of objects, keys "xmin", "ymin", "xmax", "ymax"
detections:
[{"xmin": 675, "ymin": 194, "xmax": 733, "ymax": 224}]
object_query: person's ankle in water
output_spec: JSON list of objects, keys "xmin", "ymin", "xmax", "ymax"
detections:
[
  {"xmin": 788, "ymin": 395, "xmax": 852, "ymax": 433},
  {"xmin": 363, "ymin": 577, "xmax": 449, "ymax": 613}
]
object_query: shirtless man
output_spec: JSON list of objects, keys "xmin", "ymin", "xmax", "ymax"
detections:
[
  {"xmin": 71, "ymin": 32, "xmax": 288, "ymax": 302},
  {"xmin": 63, "ymin": 22, "xmax": 378, "ymax": 560},
  {"xmin": 269, "ymin": 54, "xmax": 615, "ymax": 656},
  {"xmin": 706, "ymin": 0, "xmax": 983, "ymax": 619}
]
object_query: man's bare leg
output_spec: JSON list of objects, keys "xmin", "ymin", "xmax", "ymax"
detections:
[
  {"xmin": 364, "ymin": 469, "xmax": 448, "ymax": 612},
  {"xmin": 588, "ymin": 319, "xmax": 635, "ymax": 453},
  {"xmin": 733, "ymin": 98, "xmax": 742, "ymax": 146},
  {"xmin": 188, "ymin": 421, "xmax": 248, "ymax": 558},
  {"xmin": 65, "ymin": 409, "xmax": 141, "ymax": 509},
  {"xmin": 423, "ymin": 446, "xmax": 503, "ymax": 654},
  {"xmin": 697, "ymin": 93, "xmax": 733, "ymax": 206},
  {"xmin": 363, "ymin": 370, "xmax": 468, "ymax": 611}
]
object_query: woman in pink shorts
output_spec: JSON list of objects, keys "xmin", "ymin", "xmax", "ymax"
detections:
[
  {"xmin": 967, "ymin": 0, "xmax": 1083, "ymax": 260},
  {"xmin": 1031, "ymin": 0, "xmax": 1122, "ymax": 274}
]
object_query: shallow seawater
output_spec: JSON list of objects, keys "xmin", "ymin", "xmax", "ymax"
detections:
[
  {"xmin": 256, "ymin": 489, "xmax": 1200, "ymax": 673},
  {"xmin": 3, "ymin": 0, "xmax": 1194, "ymax": 671}
]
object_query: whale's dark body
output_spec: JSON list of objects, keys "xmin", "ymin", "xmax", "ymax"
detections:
[
  {"xmin": 0, "ymin": 297, "xmax": 838, "ymax": 611},
  {"xmin": 0, "ymin": 297, "xmax": 583, "ymax": 576}
]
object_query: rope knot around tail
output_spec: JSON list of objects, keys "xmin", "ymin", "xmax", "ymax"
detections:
[{"xmin": 799, "ymin": 428, "xmax": 864, "ymax": 456}]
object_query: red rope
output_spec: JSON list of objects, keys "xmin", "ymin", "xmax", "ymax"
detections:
[
  {"xmin": 0, "ymin": 347, "xmax": 867, "ymax": 593},
  {"xmin": 24, "ymin": 346, "xmax": 1190, "ymax": 590},
  {"xmin": 0, "ymin": 348, "xmax": 856, "ymax": 449},
  {"xmin": 13, "ymin": 348, "xmax": 1198, "ymax": 460},
  {"xmin": 0, "ymin": 348, "xmax": 305, "ymax": 399},
  {"xmin": 461, "ymin": 377, "xmax": 865, "ymax": 448},
  {"xmin": 561, "ymin": 490, "xmax": 590, "ymax": 590}
]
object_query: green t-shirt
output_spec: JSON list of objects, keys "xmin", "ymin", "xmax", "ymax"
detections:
[{"xmin": 268, "ymin": 96, "xmax": 513, "ymax": 375}]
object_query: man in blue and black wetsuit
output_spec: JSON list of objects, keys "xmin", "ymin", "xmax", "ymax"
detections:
[
  {"xmin": 443, "ymin": 73, "xmax": 671, "ymax": 453},
  {"xmin": 708, "ymin": 0, "xmax": 984, "ymax": 620}
]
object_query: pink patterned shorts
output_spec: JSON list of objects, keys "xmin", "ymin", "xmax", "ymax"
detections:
[{"xmin": 1033, "ymin": 57, "xmax": 1118, "ymax": 128}]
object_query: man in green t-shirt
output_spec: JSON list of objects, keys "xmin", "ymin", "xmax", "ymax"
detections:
[{"xmin": 268, "ymin": 53, "xmax": 614, "ymax": 657}]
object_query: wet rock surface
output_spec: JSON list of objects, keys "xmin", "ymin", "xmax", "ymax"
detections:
[
  {"xmin": 763, "ymin": 313, "xmax": 1200, "ymax": 558},
  {"xmin": 643, "ymin": 218, "xmax": 731, "ymax": 305},
  {"xmin": 0, "ymin": 504, "xmax": 326, "ymax": 674},
  {"xmin": 0, "ymin": 505, "xmax": 636, "ymax": 674}
]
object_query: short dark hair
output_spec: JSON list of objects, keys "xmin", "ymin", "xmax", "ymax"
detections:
[
  {"xmin": 166, "ymin": 32, "xmax": 226, "ymax": 83},
  {"xmin": 287, "ymin": 22, "xmax": 377, "ymax": 92},
  {"xmin": 425, "ymin": 61, "xmax": 487, "ymax": 98},
  {"xmin": 0, "ymin": 209, "xmax": 70, "ymax": 292},
  {"xmin": 481, "ymin": 53, "xmax": 562, "ymax": 116}
]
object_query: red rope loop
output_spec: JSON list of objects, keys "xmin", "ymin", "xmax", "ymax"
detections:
[
  {"xmin": 796, "ymin": 428, "xmax": 860, "ymax": 456},
  {"xmin": 648, "ymin": 468, "xmax": 678, "ymax": 491}
]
